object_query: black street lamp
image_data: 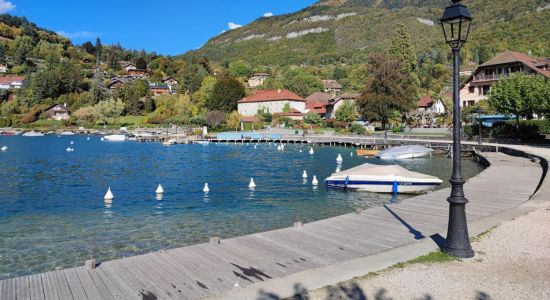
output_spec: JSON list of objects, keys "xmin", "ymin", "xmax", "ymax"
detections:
[{"xmin": 440, "ymin": 0, "xmax": 474, "ymax": 258}]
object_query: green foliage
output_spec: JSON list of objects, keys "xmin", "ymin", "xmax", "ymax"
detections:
[
  {"xmin": 303, "ymin": 111, "xmax": 324, "ymax": 126},
  {"xmin": 335, "ymin": 100, "xmax": 358, "ymax": 123},
  {"xmin": 226, "ymin": 111, "xmax": 242, "ymax": 131},
  {"xmin": 228, "ymin": 60, "xmax": 252, "ymax": 78},
  {"xmin": 94, "ymin": 99, "xmax": 124, "ymax": 124},
  {"xmin": 283, "ymin": 69, "xmax": 323, "ymax": 98},
  {"xmin": 488, "ymin": 73, "xmax": 550, "ymax": 125},
  {"xmin": 491, "ymin": 120, "xmax": 550, "ymax": 142},
  {"xmin": 208, "ymin": 76, "xmax": 245, "ymax": 112},
  {"xmin": 389, "ymin": 23, "xmax": 417, "ymax": 73},
  {"xmin": 350, "ymin": 123, "xmax": 366, "ymax": 134}
]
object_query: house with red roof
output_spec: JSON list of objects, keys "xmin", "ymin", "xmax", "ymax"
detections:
[
  {"xmin": 0, "ymin": 76, "xmax": 25, "ymax": 89},
  {"xmin": 305, "ymin": 92, "xmax": 331, "ymax": 116},
  {"xmin": 417, "ymin": 95, "xmax": 445, "ymax": 114},
  {"xmin": 237, "ymin": 89, "xmax": 306, "ymax": 118},
  {"xmin": 460, "ymin": 50, "xmax": 550, "ymax": 108}
]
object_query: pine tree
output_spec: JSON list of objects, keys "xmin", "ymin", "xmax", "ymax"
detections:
[
  {"xmin": 95, "ymin": 38, "xmax": 102, "ymax": 66},
  {"xmin": 0, "ymin": 44, "xmax": 6, "ymax": 65},
  {"xmin": 388, "ymin": 24, "xmax": 417, "ymax": 73}
]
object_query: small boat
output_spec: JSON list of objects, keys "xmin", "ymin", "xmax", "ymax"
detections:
[
  {"xmin": 103, "ymin": 134, "xmax": 127, "ymax": 142},
  {"xmin": 195, "ymin": 140, "xmax": 210, "ymax": 145},
  {"xmin": 357, "ymin": 149, "xmax": 380, "ymax": 156},
  {"xmin": 163, "ymin": 139, "xmax": 176, "ymax": 146},
  {"xmin": 376, "ymin": 145, "xmax": 433, "ymax": 159},
  {"xmin": 325, "ymin": 163, "xmax": 442, "ymax": 194},
  {"xmin": 22, "ymin": 131, "xmax": 45, "ymax": 137},
  {"xmin": 0, "ymin": 131, "xmax": 16, "ymax": 136},
  {"xmin": 60, "ymin": 131, "xmax": 76, "ymax": 136}
]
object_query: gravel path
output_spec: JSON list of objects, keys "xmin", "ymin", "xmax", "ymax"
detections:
[{"xmin": 308, "ymin": 205, "xmax": 550, "ymax": 300}]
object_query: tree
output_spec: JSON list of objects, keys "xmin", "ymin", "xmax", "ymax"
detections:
[
  {"xmin": 74, "ymin": 106, "xmax": 98, "ymax": 123},
  {"xmin": 95, "ymin": 38, "xmax": 102, "ymax": 66},
  {"xmin": 192, "ymin": 76, "xmax": 217, "ymax": 109},
  {"xmin": 208, "ymin": 76, "xmax": 245, "ymax": 112},
  {"xmin": 88, "ymin": 71, "xmax": 107, "ymax": 105},
  {"xmin": 283, "ymin": 72, "xmax": 323, "ymax": 98},
  {"xmin": 95, "ymin": 99, "xmax": 124, "ymax": 124},
  {"xmin": 226, "ymin": 111, "xmax": 242, "ymax": 131},
  {"xmin": 144, "ymin": 94, "xmax": 156, "ymax": 113},
  {"xmin": 206, "ymin": 110, "xmax": 226, "ymax": 128},
  {"xmin": 82, "ymin": 41, "xmax": 95, "ymax": 55},
  {"xmin": 283, "ymin": 102, "xmax": 291, "ymax": 113},
  {"xmin": 182, "ymin": 62, "xmax": 207, "ymax": 94},
  {"xmin": 357, "ymin": 53, "xmax": 418, "ymax": 123},
  {"xmin": 303, "ymin": 111, "xmax": 323, "ymax": 126},
  {"xmin": 335, "ymin": 100, "xmax": 358, "ymax": 123},
  {"xmin": 488, "ymin": 73, "xmax": 550, "ymax": 127},
  {"xmin": 389, "ymin": 24, "xmax": 417, "ymax": 73},
  {"xmin": 0, "ymin": 44, "xmax": 6, "ymax": 65},
  {"xmin": 136, "ymin": 57, "xmax": 147, "ymax": 70},
  {"xmin": 228, "ymin": 60, "xmax": 252, "ymax": 78},
  {"xmin": 332, "ymin": 66, "xmax": 347, "ymax": 81}
]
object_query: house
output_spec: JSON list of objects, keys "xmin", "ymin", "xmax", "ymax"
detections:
[
  {"xmin": 128, "ymin": 69, "xmax": 148, "ymax": 78},
  {"xmin": 273, "ymin": 108, "xmax": 304, "ymax": 120},
  {"xmin": 44, "ymin": 104, "xmax": 70, "ymax": 121},
  {"xmin": 107, "ymin": 77, "xmax": 133, "ymax": 90},
  {"xmin": 163, "ymin": 76, "xmax": 178, "ymax": 87},
  {"xmin": 325, "ymin": 93, "xmax": 359, "ymax": 119},
  {"xmin": 237, "ymin": 89, "xmax": 306, "ymax": 117},
  {"xmin": 417, "ymin": 95, "xmax": 445, "ymax": 114},
  {"xmin": 305, "ymin": 92, "xmax": 331, "ymax": 116},
  {"xmin": 460, "ymin": 50, "xmax": 550, "ymax": 108},
  {"xmin": 322, "ymin": 80, "xmax": 342, "ymax": 94},
  {"xmin": 149, "ymin": 83, "xmax": 171, "ymax": 96},
  {"xmin": 122, "ymin": 63, "xmax": 137, "ymax": 71},
  {"xmin": 0, "ymin": 64, "xmax": 7, "ymax": 73},
  {"xmin": 0, "ymin": 76, "xmax": 25, "ymax": 89},
  {"xmin": 247, "ymin": 73, "xmax": 269, "ymax": 87}
]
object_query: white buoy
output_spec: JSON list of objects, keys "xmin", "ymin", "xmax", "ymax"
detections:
[
  {"xmin": 100, "ymin": 137, "xmax": 105, "ymax": 141},
  {"xmin": 309, "ymin": 147, "xmax": 314, "ymax": 155},
  {"xmin": 87, "ymin": 137, "xmax": 90, "ymax": 141},
  {"xmin": 336, "ymin": 154, "xmax": 343, "ymax": 164},
  {"xmin": 302, "ymin": 170, "xmax": 308, "ymax": 178},
  {"xmin": 66, "ymin": 147, "xmax": 74, "ymax": 152},
  {"xmin": 299, "ymin": 149, "xmax": 302, "ymax": 153},
  {"xmin": 254, "ymin": 145, "xmax": 257, "ymax": 149},
  {"xmin": 203, "ymin": 183, "xmax": 210, "ymax": 193},
  {"xmin": 249, "ymin": 178, "xmax": 256, "ymax": 188},
  {"xmin": 350, "ymin": 152, "xmax": 354, "ymax": 157},
  {"xmin": 156, "ymin": 184, "xmax": 164, "ymax": 194},
  {"xmin": 70, "ymin": 141, "xmax": 74, "ymax": 145},
  {"xmin": 104, "ymin": 187, "xmax": 114, "ymax": 201},
  {"xmin": 1, "ymin": 146, "xmax": 7, "ymax": 152},
  {"xmin": 312, "ymin": 176, "xmax": 319, "ymax": 186}
]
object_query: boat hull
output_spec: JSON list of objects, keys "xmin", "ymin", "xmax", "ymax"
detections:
[
  {"xmin": 356, "ymin": 149, "xmax": 380, "ymax": 156},
  {"xmin": 325, "ymin": 179, "xmax": 440, "ymax": 194},
  {"xmin": 377, "ymin": 151, "xmax": 431, "ymax": 159},
  {"xmin": 104, "ymin": 135, "xmax": 127, "ymax": 142}
]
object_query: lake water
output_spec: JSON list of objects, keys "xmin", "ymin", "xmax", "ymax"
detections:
[{"xmin": 0, "ymin": 135, "xmax": 484, "ymax": 279}]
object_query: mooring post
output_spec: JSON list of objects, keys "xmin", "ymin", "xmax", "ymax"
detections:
[
  {"xmin": 293, "ymin": 221, "xmax": 303, "ymax": 228},
  {"xmin": 210, "ymin": 237, "xmax": 221, "ymax": 245},
  {"xmin": 85, "ymin": 259, "xmax": 96, "ymax": 269}
]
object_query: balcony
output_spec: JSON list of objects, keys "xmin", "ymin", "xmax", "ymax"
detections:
[{"xmin": 472, "ymin": 73, "xmax": 510, "ymax": 82}]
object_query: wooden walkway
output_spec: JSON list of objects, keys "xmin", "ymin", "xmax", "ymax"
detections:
[{"xmin": 0, "ymin": 152, "xmax": 542, "ymax": 300}]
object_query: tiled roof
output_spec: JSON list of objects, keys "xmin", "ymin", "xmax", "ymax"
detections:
[
  {"xmin": 238, "ymin": 89, "xmax": 304, "ymax": 103},
  {"xmin": 480, "ymin": 50, "xmax": 550, "ymax": 78},
  {"xmin": 0, "ymin": 76, "xmax": 25, "ymax": 84},
  {"xmin": 305, "ymin": 92, "xmax": 331, "ymax": 104},
  {"xmin": 418, "ymin": 95, "xmax": 433, "ymax": 108}
]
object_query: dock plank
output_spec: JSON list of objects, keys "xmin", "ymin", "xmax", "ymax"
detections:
[
  {"xmin": 52, "ymin": 270, "xmax": 73, "ymax": 300},
  {"xmin": 28, "ymin": 274, "xmax": 45, "ymax": 300},
  {"xmin": 40, "ymin": 272, "xmax": 60, "ymax": 300},
  {"xmin": 62, "ymin": 269, "xmax": 88, "ymax": 300},
  {"xmin": 15, "ymin": 276, "xmax": 30, "ymax": 300},
  {"xmin": 74, "ymin": 268, "xmax": 102, "ymax": 300}
]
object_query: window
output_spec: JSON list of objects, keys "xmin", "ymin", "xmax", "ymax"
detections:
[
  {"xmin": 468, "ymin": 86, "xmax": 475, "ymax": 93},
  {"xmin": 482, "ymin": 85, "xmax": 490, "ymax": 95}
]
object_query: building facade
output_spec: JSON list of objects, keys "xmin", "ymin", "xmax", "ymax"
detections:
[
  {"xmin": 247, "ymin": 73, "xmax": 269, "ymax": 87},
  {"xmin": 0, "ymin": 76, "xmax": 25, "ymax": 89},
  {"xmin": 237, "ymin": 89, "xmax": 305, "ymax": 117},
  {"xmin": 460, "ymin": 51, "xmax": 550, "ymax": 108},
  {"xmin": 44, "ymin": 104, "xmax": 70, "ymax": 121},
  {"xmin": 324, "ymin": 93, "xmax": 359, "ymax": 119}
]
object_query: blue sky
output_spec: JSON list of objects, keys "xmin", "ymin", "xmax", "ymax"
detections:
[{"xmin": 2, "ymin": 0, "xmax": 317, "ymax": 55}]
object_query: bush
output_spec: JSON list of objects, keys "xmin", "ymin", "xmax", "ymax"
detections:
[
  {"xmin": 392, "ymin": 125, "xmax": 404, "ymax": 133},
  {"xmin": 350, "ymin": 123, "xmax": 366, "ymax": 134},
  {"xmin": 491, "ymin": 120, "xmax": 550, "ymax": 142},
  {"xmin": 0, "ymin": 117, "xmax": 11, "ymax": 127},
  {"xmin": 146, "ymin": 114, "xmax": 167, "ymax": 125}
]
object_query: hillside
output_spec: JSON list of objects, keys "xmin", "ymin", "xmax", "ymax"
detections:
[{"xmin": 184, "ymin": 0, "xmax": 550, "ymax": 66}]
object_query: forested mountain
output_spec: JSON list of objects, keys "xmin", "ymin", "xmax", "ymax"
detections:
[{"xmin": 184, "ymin": 0, "xmax": 550, "ymax": 66}]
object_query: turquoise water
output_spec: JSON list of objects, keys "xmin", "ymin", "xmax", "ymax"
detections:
[{"xmin": 0, "ymin": 135, "xmax": 484, "ymax": 279}]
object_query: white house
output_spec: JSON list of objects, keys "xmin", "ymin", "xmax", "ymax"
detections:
[
  {"xmin": 237, "ymin": 89, "xmax": 305, "ymax": 117},
  {"xmin": 417, "ymin": 95, "xmax": 445, "ymax": 114},
  {"xmin": 247, "ymin": 73, "xmax": 269, "ymax": 87},
  {"xmin": 0, "ymin": 76, "xmax": 25, "ymax": 89},
  {"xmin": 0, "ymin": 64, "xmax": 7, "ymax": 73}
]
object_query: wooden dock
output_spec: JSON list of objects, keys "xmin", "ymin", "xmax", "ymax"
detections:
[{"xmin": 0, "ymin": 151, "xmax": 543, "ymax": 300}]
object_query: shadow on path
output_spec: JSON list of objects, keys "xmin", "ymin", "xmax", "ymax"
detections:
[{"xmin": 383, "ymin": 205, "xmax": 425, "ymax": 240}]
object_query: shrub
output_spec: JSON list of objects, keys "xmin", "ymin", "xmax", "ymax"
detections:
[
  {"xmin": 350, "ymin": 123, "xmax": 366, "ymax": 134},
  {"xmin": 392, "ymin": 125, "xmax": 404, "ymax": 133},
  {"xmin": 491, "ymin": 120, "xmax": 550, "ymax": 142},
  {"xmin": 146, "ymin": 114, "xmax": 167, "ymax": 124}
]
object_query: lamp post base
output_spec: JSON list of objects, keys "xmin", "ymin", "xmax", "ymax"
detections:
[
  {"xmin": 443, "ymin": 245, "xmax": 474, "ymax": 258},
  {"xmin": 443, "ymin": 201, "xmax": 474, "ymax": 258}
]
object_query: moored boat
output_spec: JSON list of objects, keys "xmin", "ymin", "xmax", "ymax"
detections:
[
  {"xmin": 375, "ymin": 145, "xmax": 433, "ymax": 159},
  {"xmin": 22, "ymin": 131, "xmax": 45, "ymax": 137},
  {"xmin": 60, "ymin": 131, "xmax": 76, "ymax": 136},
  {"xmin": 356, "ymin": 149, "xmax": 380, "ymax": 156},
  {"xmin": 103, "ymin": 134, "xmax": 127, "ymax": 142},
  {"xmin": 325, "ymin": 163, "xmax": 442, "ymax": 194}
]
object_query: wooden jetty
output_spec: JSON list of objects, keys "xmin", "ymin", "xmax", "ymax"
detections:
[{"xmin": 0, "ymin": 150, "xmax": 543, "ymax": 299}]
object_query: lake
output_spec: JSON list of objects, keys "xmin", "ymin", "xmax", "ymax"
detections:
[{"xmin": 0, "ymin": 135, "xmax": 484, "ymax": 279}]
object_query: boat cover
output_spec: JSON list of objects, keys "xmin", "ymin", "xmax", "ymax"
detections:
[
  {"xmin": 327, "ymin": 163, "xmax": 442, "ymax": 183},
  {"xmin": 376, "ymin": 145, "xmax": 433, "ymax": 158}
]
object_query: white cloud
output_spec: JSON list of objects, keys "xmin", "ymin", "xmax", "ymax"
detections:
[
  {"xmin": 0, "ymin": 0, "xmax": 15, "ymax": 13},
  {"xmin": 263, "ymin": 12, "xmax": 273, "ymax": 17},
  {"xmin": 228, "ymin": 22, "xmax": 242, "ymax": 30},
  {"xmin": 56, "ymin": 30, "xmax": 97, "ymax": 39}
]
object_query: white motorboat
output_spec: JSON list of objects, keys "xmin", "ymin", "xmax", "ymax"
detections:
[
  {"xmin": 325, "ymin": 163, "xmax": 443, "ymax": 194},
  {"xmin": 22, "ymin": 131, "xmax": 45, "ymax": 137},
  {"xmin": 376, "ymin": 145, "xmax": 433, "ymax": 159},
  {"xmin": 60, "ymin": 131, "xmax": 76, "ymax": 136},
  {"xmin": 103, "ymin": 134, "xmax": 127, "ymax": 142},
  {"xmin": 195, "ymin": 140, "xmax": 210, "ymax": 145},
  {"xmin": 163, "ymin": 139, "xmax": 177, "ymax": 146}
]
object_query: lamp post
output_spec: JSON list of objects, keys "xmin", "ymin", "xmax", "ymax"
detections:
[
  {"xmin": 382, "ymin": 113, "xmax": 388, "ymax": 145},
  {"xmin": 440, "ymin": 0, "xmax": 474, "ymax": 258}
]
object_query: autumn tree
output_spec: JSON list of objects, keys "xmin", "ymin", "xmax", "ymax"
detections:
[{"xmin": 226, "ymin": 111, "xmax": 242, "ymax": 131}]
